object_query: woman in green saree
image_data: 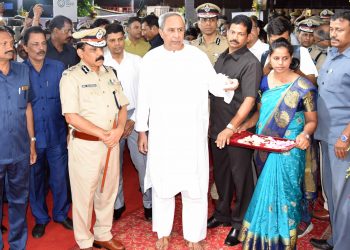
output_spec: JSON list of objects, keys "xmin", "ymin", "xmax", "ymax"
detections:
[{"xmin": 238, "ymin": 38, "xmax": 317, "ymax": 249}]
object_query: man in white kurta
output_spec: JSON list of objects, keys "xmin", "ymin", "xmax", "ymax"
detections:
[{"xmin": 135, "ymin": 12, "xmax": 235, "ymax": 249}]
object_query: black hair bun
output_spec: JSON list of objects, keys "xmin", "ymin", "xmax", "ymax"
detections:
[{"xmin": 290, "ymin": 57, "xmax": 300, "ymax": 70}]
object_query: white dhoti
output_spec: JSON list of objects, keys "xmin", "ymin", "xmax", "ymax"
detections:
[{"xmin": 152, "ymin": 189, "xmax": 208, "ymax": 242}]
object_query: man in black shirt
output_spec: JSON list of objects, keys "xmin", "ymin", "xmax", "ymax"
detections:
[
  {"xmin": 141, "ymin": 15, "xmax": 164, "ymax": 50},
  {"xmin": 207, "ymin": 15, "xmax": 262, "ymax": 247},
  {"xmin": 46, "ymin": 15, "xmax": 79, "ymax": 69}
]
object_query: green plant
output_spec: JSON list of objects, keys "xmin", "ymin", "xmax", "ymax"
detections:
[{"xmin": 78, "ymin": 0, "xmax": 94, "ymax": 17}]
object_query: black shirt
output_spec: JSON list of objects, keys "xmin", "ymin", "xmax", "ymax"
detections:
[
  {"xmin": 209, "ymin": 46, "xmax": 262, "ymax": 139},
  {"xmin": 149, "ymin": 34, "xmax": 164, "ymax": 50},
  {"xmin": 46, "ymin": 39, "xmax": 79, "ymax": 69}
]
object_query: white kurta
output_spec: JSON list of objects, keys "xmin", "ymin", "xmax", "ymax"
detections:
[{"xmin": 135, "ymin": 44, "xmax": 224, "ymax": 199}]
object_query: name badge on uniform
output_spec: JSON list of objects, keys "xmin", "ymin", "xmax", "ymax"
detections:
[
  {"xmin": 21, "ymin": 85, "xmax": 29, "ymax": 91},
  {"xmin": 81, "ymin": 84, "xmax": 97, "ymax": 88}
]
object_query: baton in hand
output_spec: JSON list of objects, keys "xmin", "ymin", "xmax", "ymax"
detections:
[{"xmin": 100, "ymin": 91, "xmax": 121, "ymax": 193}]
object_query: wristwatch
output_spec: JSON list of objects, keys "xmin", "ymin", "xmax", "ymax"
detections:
[
  {"xmin": 340, "ymin": 134, "xmax": 349, "ymax": 142},
  {"xmin": 31, "ymin": 137, "xmax": 36, "ymax": 142},
  {"xmin": 226, "ymin": 123, "xmax": 236, "ymax": 132}
]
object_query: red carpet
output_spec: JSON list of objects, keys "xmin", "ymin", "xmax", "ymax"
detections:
[
  {"xmin": 2, "ymin": 149, "xmax": 330, "ymax": 249},
  {"xmin": 68, "ymin": 197, "xmax": 330, "ymax": 250}
]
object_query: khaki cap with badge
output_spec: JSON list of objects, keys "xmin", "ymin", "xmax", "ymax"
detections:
[
  {"xmin": 196, "ymin": 3, "xmax": 221, "ymax": 18},
  {"xmin": 297, "ymin": 18, "xmax": 320, "ymax": 33},
  {"xmin": 320, "ymin": 9, "xmax": 334, "ymax": 21},
  {"xmin": 73, "ymin": 27, "xmax": 106, "ymax": 47}
]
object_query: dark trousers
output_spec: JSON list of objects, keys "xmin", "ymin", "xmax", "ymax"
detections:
[
  {"xmin": 29, "ymin": 144, "xmax": 70, "ymax": 224},
  {"xmin": 0, "ymin": 158, "xmax": 30, "ymax": 250},
  {"xmin": 210, "ymin": 139, "xmax": 254, "ymax": 230}
]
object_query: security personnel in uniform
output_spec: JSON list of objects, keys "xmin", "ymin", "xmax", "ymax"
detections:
[
  {"xmin": 60, "ymin": 27, "xmax": 128, "ymax": 250},
  {"xmin": 192, "ymin": 3, "xmax": 228, "ymax": 65},
  {"xmin": 0, "ymin": 26, "xmax": 36, "ymax": 250},
  {"xmin": 309, "ymin": 18, "xmax": 330, "ymax": 71},
  {"xmin": 319, "ymin": 9, "xmax": 334, "ymax": 23},
  {"xmin": 297, "ymin": 18, "xmax": 320, "ymax": 51}
]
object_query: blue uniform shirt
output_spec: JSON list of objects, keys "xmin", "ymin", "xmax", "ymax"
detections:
[
  {"xmin": 24, "ymin": 58, "xmax": 67, "ymax": 149},
  {"xmin": 0, "ymin": 61, "xmax": 30, "ymax": 164},
  {"xmin": 315, "ymin": 46, "xmax": 350, "ymax": 144}
]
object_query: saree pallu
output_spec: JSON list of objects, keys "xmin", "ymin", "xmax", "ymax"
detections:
[
  {"xmin": 303, "ymin": 137, "xmax": 319, "ymax": 200},
  {"xmin": 239, "ymin": 83, "xmax": 307, "ymax": 250}
]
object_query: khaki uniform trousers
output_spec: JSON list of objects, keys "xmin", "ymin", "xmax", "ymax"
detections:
[{"xmin": 68, "ymin": 138, "xmax": 120, "ymax": 249}]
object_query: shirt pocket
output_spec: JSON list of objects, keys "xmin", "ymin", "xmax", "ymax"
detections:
[
  {"xmin": 18, "ymin": 87, "xmax": 29, "ymax": 109},
  {"xmin": 322, "ymin": 69, "xmax": 344, "ymax": 94},
  {"xmin": 46, "ymin": 80, "xmax": 60, "ymax": 99}
]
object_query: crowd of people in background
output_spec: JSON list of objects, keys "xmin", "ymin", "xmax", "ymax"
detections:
[{"xmin": 0, "ymin": 2, "xmax": 349, "ymax": 250}]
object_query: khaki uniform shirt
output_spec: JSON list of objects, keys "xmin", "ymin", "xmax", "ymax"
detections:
[
  {"xmin": 191, "ymin": 34, "xmax": 228, "ymax": 65},
  {"xmin": 60, "ymin": 61, "xmax": 129, "ymax": 131},
  {"xmin": 125, "ymin": 37, "xmax": 151, "ymax": 57},
  {"xmin": 309, "ymin": 45, "xmax": 328, "ymax": 71}
]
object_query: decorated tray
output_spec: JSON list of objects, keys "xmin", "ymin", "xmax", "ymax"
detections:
[{"xmin": 229, "ymin": 131, "xmax": 296, "ymax": 152}]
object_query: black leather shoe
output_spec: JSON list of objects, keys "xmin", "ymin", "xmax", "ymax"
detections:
[
  {"xmin": 144, "ymin": 207, "xmax": 152, "ymax": 221},
  {"xmin": 55, "ymin": 217, "xmax": 73, "ymax": 230},
  {"xmin": 113, "ymin": 205, "xmax": 126, "ymax": 221},
  {"xmin": 1, "ymin": 224, "xmax": 7, "ymax": 234},
  {"xmin": 224, "ymin": 227, "xmax": 241, "ymax": 246},
  {"xmin": 207, "ymin": 216, "xmax": 231, "ymax": 228},
  {"xmin": 32, "ymin": 224, "xmax": 47, "ymax": 238},
  {"xmin": 310, "ymin": 238, "xmax": 333, "ymax": 250}
]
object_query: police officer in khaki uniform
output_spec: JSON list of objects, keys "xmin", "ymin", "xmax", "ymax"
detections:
[
  {"xmin": 297, "ymin": 18, "xmax": 320, "ymax": 50},
  {"xmin": 60, "ymin": 27, "xmax": 128, "ymax": 250},
  {"xmin": 309, "ymin": 19, "xmax": 330, "ymax": 71},
  {"xmin": 319, "ymin": 9, "xmax": 334, "ymax": 23},
  {"xmin": 192, "ymin": 3, "xmax": 228, "ymax": 65}
]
